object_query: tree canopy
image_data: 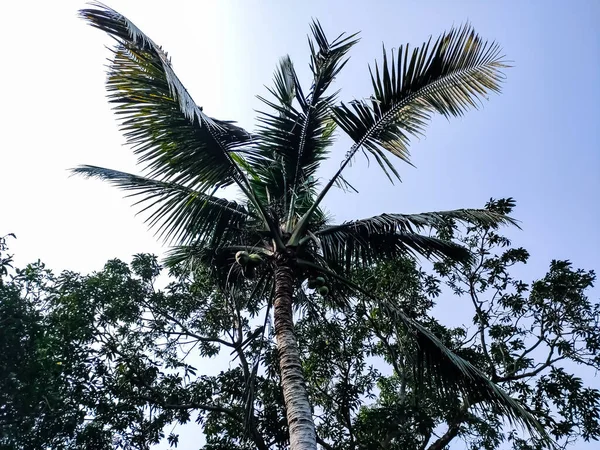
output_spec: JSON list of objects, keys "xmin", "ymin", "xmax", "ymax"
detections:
[
  {"xmin": 1, "ymin": 200, "xmax": 598, "ymax": 449},
  {"xmin": 71, "ymin": 6, "xmax": 535, "ymax": 447}
]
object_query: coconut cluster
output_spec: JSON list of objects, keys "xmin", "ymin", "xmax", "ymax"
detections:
[
  {"xmin": 235, "ymin": 251, "xmax": 263, "ymax": 278},
  {"xmin": 307, "ymin": 276, "xmax": 329, "ymax": 296},
  {"xmin": 234, "ymin": 252, "xmax": 329, "ymax": 296}
]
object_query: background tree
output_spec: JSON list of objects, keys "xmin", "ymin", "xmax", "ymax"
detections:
[
  {"xmin": 2, "ymin": 199, "xmax": 597, "ymax": 449},
  {"xmin": 0, "ymin": 235, "xmax": 263, "ymax": 449},
  {"xmin": 71, "ymin": 5, "xmax": 539, "ymax": 448},
  {"xmin": 292, "ymin": 199, "xmax": 600, "ymax": 450},
  {"xmin": 0, "ymin": 234, "xmax": 115, "ymax": 449},
  {"xmin": 428, "ymin": 198, "xmax": 600, "ymax": 450}
]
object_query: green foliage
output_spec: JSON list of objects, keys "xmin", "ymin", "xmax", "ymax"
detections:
[
  {"xmin": 332, "ymin": 25, "xmax": 506, "ymax": 181},
  {"xmin": 292, "ymin": 201, "xmax": 599, "ymax": 450},
  {"xmin": 65, "ymin": 3, "xmax": 587, "ymax": 447},
  {"xmin": 0, "ymin": 235, "xmax": 277, "ymax": 449},
  {"xmin": 70, "ymin": 8, "xmax": 539, "ymax": 438},
  {"xmin": 429, "ymin": 198, "xmax": 600, "ymax": 449},
  {"xmin": 0, "ymin": 236, "xmax": 114, "ymax": 449},
  {"xmin": 2, "ymin": 201, "xmax": 598, "ymax": 448}
]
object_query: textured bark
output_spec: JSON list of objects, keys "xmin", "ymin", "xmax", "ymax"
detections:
[{"xmin": 273, "ymin": 259, "xmax": 317, "ymax": 450}]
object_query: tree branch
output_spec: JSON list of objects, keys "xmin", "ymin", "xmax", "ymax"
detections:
[
  {"xmin": 142, "ymin": 396, "xmax": 237, "ymax": 417},
  {"xmin": 141, "ymin": 301, "xmax": 234, "ymax": 347},
  {"xmin": 467, "ymin": 229, "xmax": 498, "ymax": 381},
  {"xmin": 316, "ymin": 434, "xmax": 335, "ymax": 450},
  {"xmin": 496, "ymin": 356, "xmax": 564, "ymax": 382},
  {"xmin": 426, "ymin": 421, "xmax": 462, "ymax": 450},
  {"xmin": 425, "ymin": 403, "xmax": 470, "ymax": 450}
]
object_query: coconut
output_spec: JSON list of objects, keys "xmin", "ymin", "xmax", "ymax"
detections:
[
  {"xmin": 318, "ymin": 285, "xmax": 329, "ymax": 296},
  {"xmin": 307, "ymin": 278, "xmax": 318, "ymax": 289},
  {"xmin": 315, "ymin": 276, "xmax": 326, "ymax": 287},
  {"xmin": 235, "ymin": 251, "xmax": 250, "ymax": 265},
  {"xmin": 248, "ymin": 253, "xmax": 263, "ymax": 267}
]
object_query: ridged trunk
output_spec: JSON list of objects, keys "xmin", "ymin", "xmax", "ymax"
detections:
[{"xmin": 273, "ymin": 259, "xmax": 317, "ymax": 450}]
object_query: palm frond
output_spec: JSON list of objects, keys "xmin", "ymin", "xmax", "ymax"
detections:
[
  {"xmin": 318, "ymin": 208, "xmax": 519, "ymax": 237},
  {"xmin": 290, "ymin": 20, "xmax": 359, "ymax": 185},
  {"xmin": 332, "ymin": 24, "xmax": 507, "ymax": 180},
  {"xmin": 307, "ymin": 21, "xmax": 360, "ymax": 102},
  {"xmin": 79, "ymin": 3, "xmax": 255, "ymax": 194},
  {"xmin": 254, "ymin": 22, "xmax": 359, "ymax": 225},
  {"xmin": 164, "ymin": 245, "xmax": 217, "ymax": 272},
  {"xmin": 254, "ymin": 57, "xmax": 305, "ymax": 200},
  {"xmin": 375, "ymin": 297, "xmax": 547, "ymax": 441},
  {"xmin": 71, "ymin": 165, "xmax": 255, "ymax": 246},
  {"xmin": 317, "ymin": 230, "xmax": 470, "ymax": 274},
  {"xmin": 166, "ymin": 245, "xmax": 240, "ymax": 282},
  {"xmin": 310, "ymin": 208, "xmax": 519, "ymax": 271}
]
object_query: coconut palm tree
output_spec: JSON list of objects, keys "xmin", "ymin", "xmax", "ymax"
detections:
[{"xmin": 73, "ymin": 4, "xmax": 546, "ymax": 450}]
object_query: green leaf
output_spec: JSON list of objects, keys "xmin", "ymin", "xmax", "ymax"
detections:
[
  {"xmin": 79, "ymin": 3, "xmax": 255, "ymax": 194},
  {"xmin": 332, "ymin": 24, "xmax": 507, "ymax": 180},
  {"xmin": 296, "ymin": 260, "xmax": 550, "ymax": 444},
  {"xmin": 254, "ymin": 23, "xmax": 359, "ymax": 227},
  {"xmin": 312, "ymin": 208, "xmax": 518, "ymax": 272},
  {"xmin": 70, "ymin": 166, "xmax": 254, "ymax": 246}
]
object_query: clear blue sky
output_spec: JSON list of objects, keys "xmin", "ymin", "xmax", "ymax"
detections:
[{"xmin": 1, "ymin": 1, "xmax": 598, "ymax": 448}]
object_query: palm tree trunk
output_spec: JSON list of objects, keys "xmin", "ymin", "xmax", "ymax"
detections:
[{"xmin": 273, "ymin": 259, "xmax": 317, "ymax": 450}]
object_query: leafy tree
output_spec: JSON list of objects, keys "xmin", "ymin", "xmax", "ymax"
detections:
[
  {"xmin": 0, "ymin": 237, "xmax": 240, "ymax": 449},
  {"xmin": 0, "ymin": 235, "xmax": 114, "ymax": 449},
  {"xmin": 72, "ymin": 4, "xmax": 542, "ymax": 449},
  {"xmin": 291, "ymin": 199, "xmax": 599, "ymax": 450},
  {"xmin": 428, "ymin": 198, "xmax": 600, "ymax": 449},
  {"xmin": 2, "ymin": 202, "xmax": 597, "ymax": 449}
]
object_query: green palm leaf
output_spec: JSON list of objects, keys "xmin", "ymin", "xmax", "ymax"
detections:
[
  {"xmin": 331, "ymin": 24, "xmax": 506, "ymax": 181},
  {"xmin": 165, "ymin": 244, "xmax": 270, "ymax": 287},
  {"xmin": 79, "ymin": 3, "xmax": 255, "ymax": 194},
  {"xmin": 318, "ymin": 208, "xmax": 518, "ymax": 237},
  {"xmin": 310, "ymin": 208, "xmax": 517, "ymax": 271},
  {"xmin": 255, "ymin": 22, "xmax": 359, "ymax": 226},
  {"xmin": 376, "ymin": 298, "xmax": 546, "ymax": 439},
  {"xmin": 254, "ymin": 56, "xmax": 306, "ymax": 203},
  {"xmin": 290, "ymin": 21, "xmax": 359, "ymax": 185},
  {"xmin": 318, "ymin": 230, "xmax": 470, "ymax": 273},
  {"xmin": 72, "ymin": 166, "xmax": 253, "ymax": 247}
]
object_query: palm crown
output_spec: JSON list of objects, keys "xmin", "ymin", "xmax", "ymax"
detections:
[{"xmin": 74, "ymin": 3, "xmax": 548, "ymax": 449}]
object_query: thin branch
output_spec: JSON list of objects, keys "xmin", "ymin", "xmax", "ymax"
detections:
[
  {"xmin": 426, "ymin": 421, "xmax": 462, "ymax": 450},
  {"xmin": 497, "ymin": 356, "xmax": 564, "ymax": 382},
  {"xmin": 316, "ymin": 435, "xmax": 335, "ymax": 450},
  {"xmin": 509, "ymin": 333, "xmax": 546, "ymax": 374},
  {"xmin": 419, "ymin": 431, "xmax": 432, "ymax": 450},
  {"xmin": 425, "ymin": 403, "xmax": 470, "ymax": 450},
  {"xmin": 144, "ymin": 396, "xmax": 237, "ymax": 417},
  {"xmin": 141, "ymin": 301, "xmax": 234, "ymax": 347},
  {"xmin": 467, "ymin": 229, "xmax": 498, "ymax": 380},
  {"xmin": 365, "ymin": 311, "xmax": 404, "ymax": 378}
]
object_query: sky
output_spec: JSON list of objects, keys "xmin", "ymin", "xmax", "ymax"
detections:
[{"xmin": 1, "ymin": 0, "xmax": 599, "ymax": 448}]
